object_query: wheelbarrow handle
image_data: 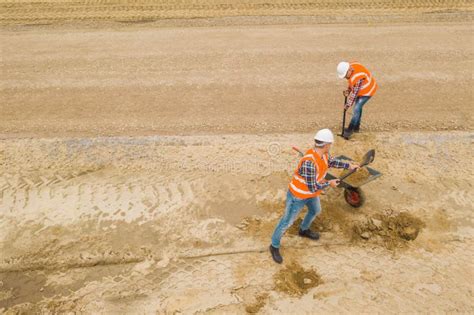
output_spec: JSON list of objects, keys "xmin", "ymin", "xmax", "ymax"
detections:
[{"xmin": 292, "ymin": 146, "xmax": 304, "ymax": 157}]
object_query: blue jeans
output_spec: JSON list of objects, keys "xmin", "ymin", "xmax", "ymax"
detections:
[
  {"xmin": 271, "ymin": 190, "xmax": 321, "ymax": 248},
  {"xmin": 349, "ymin": 96, "xmax": 371, "ymax": 130}
]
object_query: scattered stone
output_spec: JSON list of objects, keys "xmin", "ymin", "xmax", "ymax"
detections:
[
  {"xmin": 361, "ymin": 232, "xmax": 371, "ymax": 239},
  {"xmin": 400, "ymin": 226, "xmax": 419, "ymax": 241},
  {"xmin": 371, "ymin": 218, "xmax": 383, "ymax": 229}
]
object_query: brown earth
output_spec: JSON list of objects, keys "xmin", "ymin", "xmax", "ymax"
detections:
[
  {"xmin": 1, "ymin": 2, "xmax": 473, "ymax": 138},
  {"xmin": 353, "ymin": 212, "xmax": 426, "ymax": 249},
  {"xmin": 273, "ymin": 262, "xmax": 322, "ymax": 297},
  {"xmin": 339, "ymin": 167, "xmax": 372, "ymax": 187},
  {"xmin": 1, "ymin": 0, "xmax": 472, "ymax": 27},
  {"xmin": 244, "ymin": 293, "xmax": 269, "ymax": 314},
  {"xmin": 1, "ymin": 131, "xmax": 472, "ymax": 313},
  {"xmin": 1, "ymin": 1, "xmax": 474, "ymax": 314}
]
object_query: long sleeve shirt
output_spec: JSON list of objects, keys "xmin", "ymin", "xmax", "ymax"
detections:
[
  {"xmin": 345, "ymin": 78, "xmax": 364, "ymax": 108},
  {"xmin": 299, "ymin": 157, "xmax": 350, "ymax": 193}
]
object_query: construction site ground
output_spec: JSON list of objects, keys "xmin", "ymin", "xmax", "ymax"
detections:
[{"xmin": 1, "ymin": 1, "xmax": 473, "ymax": 313}]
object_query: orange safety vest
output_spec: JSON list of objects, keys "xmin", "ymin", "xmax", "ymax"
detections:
[
  {"xmin": 349, "ymin": 62, "xmax": 378, "ymax": 97},
  {"xmin": 289, "ymin": 148, "xmax": 329, "ymax": 199}
]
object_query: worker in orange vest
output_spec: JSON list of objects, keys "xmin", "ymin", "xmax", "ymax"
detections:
[
  {"xmin": 337, "ymin": 61, "xmax": 378, "ymax": 138},
  {"xmin": 269, "ymin": 129, "xmax": 359, "ymax": 264}
]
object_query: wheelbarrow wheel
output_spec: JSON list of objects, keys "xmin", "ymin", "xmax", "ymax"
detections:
[{"xmin": 344, "ymin": 187, "xmax": 365, "ymax": 208}]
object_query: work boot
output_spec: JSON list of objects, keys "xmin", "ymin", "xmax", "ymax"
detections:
[
  {"xmin": 343, "ymin": 128, "xmax": 353, "ymax": 139},
  {"xmin": 344, "ymin": 122, "xmax": 356, "ymax": 139},
  {"xmin": 269, "ymin": 245, "xmax": 283, "ymax": 264},
  {"xmin": 298, "ymin": 229, "xmax": 320, "ymax": 240},
  {"xmin": 354, "ymin": 126, "xmax": 360, "ymax": 133}
]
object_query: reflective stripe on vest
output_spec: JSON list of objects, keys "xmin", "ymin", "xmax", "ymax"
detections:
[
  {"xmin": 349, "ymin": 62, "xmax": 378, "ymax": 97},
  {"xmin": 288, "ymin": 149, "xmax": 329, "ymax": 199}
]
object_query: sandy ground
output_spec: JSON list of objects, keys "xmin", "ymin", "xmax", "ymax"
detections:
[
  {"xmin": 1, "ymin": 132, "xmax": 473, "ymax": 313},
  {"xmin": 1, "ymin": 0, "xmax": 473, "ymax": 26},
  {"xmin": 2, "ymin": 20, "xmax": 474, "ymax": 137},
  {"xmin": 1, "ymin": 1, "xmax": 474, "ymax": 313}
]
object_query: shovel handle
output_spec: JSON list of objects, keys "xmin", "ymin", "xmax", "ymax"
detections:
[
  {"xmin": 341, "ymin": 96, "xmax": 347, "ymax": 136},
  {"xmin": 339, "ymin": 150, "xmax": 375, "ymax": 181}
]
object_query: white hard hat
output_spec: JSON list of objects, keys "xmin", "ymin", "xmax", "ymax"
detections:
[
  {"xmin": 337, "ymin": 61, "xmax": 350, "ymax": 79},
  {"xmin": 314, "ymin": 128, "xmax": 335, "ymax": 145}
]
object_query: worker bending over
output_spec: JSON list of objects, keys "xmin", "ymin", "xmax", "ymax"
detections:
[{"xmin": 337, "ymin": 61, "xmax": 378, "ymax": 138}]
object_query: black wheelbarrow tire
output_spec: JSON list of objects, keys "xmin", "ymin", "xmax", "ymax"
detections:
[{"xmin": 344, "ymin": 187, "xmax": 365, "ymax": 208}]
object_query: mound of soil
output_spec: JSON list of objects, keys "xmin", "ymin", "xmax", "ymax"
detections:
[
  {"xmin": 245, "ymin": 293, "xmax": 269, "ymax": 314},
  {"xmin": 287, "ymin": 203, "xmax": 353, "ymax": 236},
  {"xmin": 339, "ymin": 167, "xmax": 371, "ymax": 187},
  {"xmin": 353, "ymin": 212, "xmax": 425, "ymax": 249},
  {"xmin": 273, "ymin": 262, "xmax": 322, "ymax": 297},
  {"xmin": 239, "ymin": 198, "xmax": 352, "ymax": 243}
]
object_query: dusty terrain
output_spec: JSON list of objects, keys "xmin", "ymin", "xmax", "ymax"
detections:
[{"xmin": 1, "ymin": 1, "xmax": 474, "ymax": 314}]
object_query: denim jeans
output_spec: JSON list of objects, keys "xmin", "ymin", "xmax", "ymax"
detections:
[
  {"xmin": 271, "ymin": 190, "xmax": 321, "ymax": 248},
  {"xmin": 349, "ymin": 96, "xmax": 371, "ymax": 130}
]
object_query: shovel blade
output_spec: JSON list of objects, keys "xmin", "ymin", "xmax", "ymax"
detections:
[
  {"xmin": 338, "ymin": 149, "xmax": 375, "ymax": 182},
  {"xmin": 361, "ymin": 149, "xmax": 375, "ymax": 166}
]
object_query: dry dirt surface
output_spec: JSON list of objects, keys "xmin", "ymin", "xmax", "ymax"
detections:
[
  {"xmin": 1, "ymin": 132, "xmax": 473, "ymax": 313},
  {"xmin": 1, "ymin": 0, "xmax": 473, "ymax": 26},
  {"xmin": 1, "ymin": 1, "xmax": 474, "ymax": 314},
  {"xmin": 1, "ymin": 2, "xmax": 474, "ymax": 137}
]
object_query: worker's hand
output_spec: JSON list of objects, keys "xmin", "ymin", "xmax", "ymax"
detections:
[
  {"xmin": 348, "ymin": 162, "xmax": 360, "ymax": 171},
  {"xmin": 328, "ymin": 179, "xmax": 340, "ymax": 188},
  {"xmin": 343, "ymin": 89, "xmax": 350, "ymax": 97}
]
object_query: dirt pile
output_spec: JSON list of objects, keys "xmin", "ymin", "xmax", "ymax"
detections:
[
  {"xmin": 339, "ymin": 167, "xmax": 371, "ymax": 187},
  {"xmin": 353, "ymin": 212, "xmax": 425, "ymax": 249},
  {"xmin": 287, "ymin": 202, "xmax": 354, "ymax": 237},
  {"xmin": 245, "ymin": 293, "xmax": 269, "ymax": 314},
  {"xmin": 273, "ymin": 262, "xmax": 322, "ymax": 297}
]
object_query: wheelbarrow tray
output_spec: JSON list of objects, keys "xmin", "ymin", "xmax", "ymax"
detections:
[{"xmin": 324, "ymin": 155, "xmax": 382, "ymax": 189}]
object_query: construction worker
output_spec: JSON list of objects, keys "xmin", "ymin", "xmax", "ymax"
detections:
[
  {"xmin": 337, "ymin": 61, "xmax": 378, "ymax": 138},
  {"xmin": 269, "ymin": 129, "xmax": 359, "ymax": 264}
]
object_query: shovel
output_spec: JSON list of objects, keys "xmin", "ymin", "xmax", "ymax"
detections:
[
  {"xmin": 290, "ymin": 146, "xmax": 377, "ymax": 205},
  {"xmin": 338, "ymin": 96, "xmax": 348, "ymax": 138},
  {"xmin": 291, "ymin": 147, "xmax": 375, "ymax": 176},
  {"xmin": 338, "ymin": 149, "xmax": 375, "ymax": 182}
]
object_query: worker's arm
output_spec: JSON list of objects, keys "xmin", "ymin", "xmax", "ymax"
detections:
[
  {"xmin": 329, "ymin": 156, "xmax": 360, "ymax": 170},
  {"xmin": 328, "ymin": 157, "xmax": 350, "ymax": 169},
  {"xmin": 299, "ymin": 160, "xmax": 329, "ymax": 193},
  {"xmin": 345, "ymin": 79, "xmax": 364, "ymax": 108}
]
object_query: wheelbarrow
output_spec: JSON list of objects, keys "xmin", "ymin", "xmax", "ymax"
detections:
[{"xmin": 291, "ymin": 147, "xmax": 382, "ymax": 208}]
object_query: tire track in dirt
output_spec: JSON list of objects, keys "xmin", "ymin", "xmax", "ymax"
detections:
[
  {"xmin": 0, "ymin": 169, "xmax": 101, "ymax": 191},
  {"xmin": 0, "ymin": 168, "xmax": 285, "ymax": 273}
]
